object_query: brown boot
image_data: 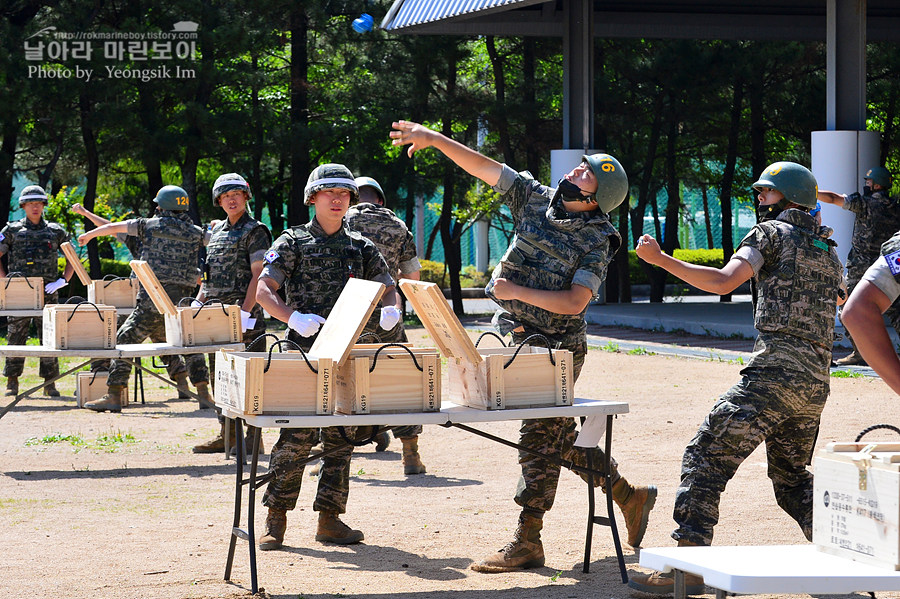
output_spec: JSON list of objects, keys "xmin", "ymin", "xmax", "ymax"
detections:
[
  {"xmin": 174, "ymin": 372, "xmax": 190, "ymax": 399},
  {"xmin": 259, "ymin": 507, "xmax": 287, "ymax": 550},
  {"xmin": 193, "ymin": 420, "xmax": 235, "ymax": 454},
  {"xmin": 611, "ymin": 479, "xmax": 658, "ymax": 547},
  {"xmin": 194, "ymin": 381, "xmax": 215, "ymax": 410},
  {"xmin": 375, "ymin": 430, "xmax": 391, "ymax": 451},
  {"xmin": 401, "ymin": 436, "xmax": 426, "ymax": 475},
  {"xmin": 84, "ymin": 385, "xmax": 126, "ymax": 413},
  {"xmin": 44, "ymin": 379, "xmax": 61, "ymax": 397},
  {"xmin": 628, "ymin": 540, "xmax": 705, "ymax": 595},
  {"xmin": 471, "ymin": 511, "xmax": 545, "ymax": 573},
  {"xmin": 5, "ymin": 377, "xmax": 18, "ymax": 397},
  {"xmin": 315, "ymin": 511, "xmax": 364, "ymax": 545},
  {"xmin": 231, "ymin": 425, "xmax": 265, "ymax": 456},
  {"xmin": 836, "ymin": 350, "xmax": 867, "ymax": 366}
]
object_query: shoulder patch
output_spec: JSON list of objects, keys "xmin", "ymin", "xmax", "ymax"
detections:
[
  {"xmin": 264, "ymin": 249, "xmax": 280, "ymax": 263},
  {"xmin": 886, "ymin": 248, "xmax": 900, "ymax": 277},
  {"xmin": 0, "ymin": 232, "xmax": 4, "ymax": 242}
]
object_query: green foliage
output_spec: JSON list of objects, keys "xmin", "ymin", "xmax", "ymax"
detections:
[
  {"xmin": 57, "ymin": 257, "xmax": 132, "ymax": 299},
  {"xmin": 629, "ymin": 249, "xmax": 725, "ymax": 285},
  {"xmin": 627, "ymin": 346, "xmax": 655, "ymax": 356},
  {"xmin": 418, "ymin": 259, "xmax": 490, "ymax": 288},
  {"xmin": 831, "ymin": 370, "xmax": 865, "ymax": 378}
]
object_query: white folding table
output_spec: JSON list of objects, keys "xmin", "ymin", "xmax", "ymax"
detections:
[
  {"xmin": 222, "ymin": 398, "xmax": 630, "ymax": 594},
  {"xmin": 639, "ymin": 544, "xmax": 900, "ymax": 599}
]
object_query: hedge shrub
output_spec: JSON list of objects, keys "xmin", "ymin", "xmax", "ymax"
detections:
[
  {"xmin": 628, "ymin": 249, "xmax": 724, "ymax": 285},
  {"xmin": 56, "ymin": 257, "xmax": 133, "ymax": 300}
]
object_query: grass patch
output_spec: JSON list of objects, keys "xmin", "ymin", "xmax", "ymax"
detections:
[
  {"xmin": 25, "ymin": 430, "xmax": 137, "ymax": 452},
  {"xmin": 598, "ymin": 342, "xmax": 620, "ymax": 353},
  {"xmin": 831, "ymin": 370, "xmax": 865, "ymax": 378},
  {"xmin": 627, "ymin": 347, "xmax": 655, "ymax": 356}
]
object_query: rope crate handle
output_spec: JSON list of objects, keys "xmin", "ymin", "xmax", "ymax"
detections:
[
  {"xmin": 475, "ymin": 331, "xmax": 508, "ymax": 348},
  {"xmin": 245, "ymin": 333, "xmax": 282, "ymax": 353},
  {"xmin": 855, "ymin": 424, "xmax": 900, "ymax": 442},
  {"xmin": 4, "ymin": 271, "xmax": 34, "ymax": 290},
  {"xmin": 369, "ymin": 342, "xmax": 423, "ymax": 373},
  {"xmin": 263, "ymin": 338, "xmax": 318, "ymax": 375},
  {"xmin": 177, "ymin": 296, "xmax": 229, "ymax": 318},
  {"xmin": 62, "ymin": 299, "xmax": 106, "ymax": 323},
  {"xmin": 100, "ymin": 274, "xmax": 130, "ymax": 287},
  {"xmin": 504, "ymin": 333, "xmax": 556, "ymax": 369}
]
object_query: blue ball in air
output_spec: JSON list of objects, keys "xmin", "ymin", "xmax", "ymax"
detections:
[{"xmin": 352, "ymin": 13, "xmax": 374, "ymax": 33}]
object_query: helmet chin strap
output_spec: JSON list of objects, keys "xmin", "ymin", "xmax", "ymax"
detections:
[
  {"xmin": 557, "ymin": 178, "xmax": 596, "ymax": 204},
  {"xmin": 757, "ymin": 198, "xmax": 792, "ymax": 222}
]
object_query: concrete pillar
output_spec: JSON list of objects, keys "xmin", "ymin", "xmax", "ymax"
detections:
[{"xmin": 474, "ymin": 219, "xmax": 489, "ymax": 272}]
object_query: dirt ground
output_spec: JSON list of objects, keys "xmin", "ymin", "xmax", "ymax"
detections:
[{"xmin": 1, "ymin": 324, "xmax": 899, "ymax": 599}]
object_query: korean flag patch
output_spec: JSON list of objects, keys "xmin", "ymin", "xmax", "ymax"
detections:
[
  {"xmin": 264, "ymin": 249, "xmax": 280, "ymax": 264},
  {"xmin": 886, "ymin": 249, "xmax": 900, "ymax": 277},
  {"xmin": 0, "ymin": 232, "xmax": 4, "ymax": 243}
]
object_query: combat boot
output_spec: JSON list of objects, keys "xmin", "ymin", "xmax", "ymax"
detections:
[
  {"xmin": 315, "ymin": 511, "xmax": 364, "ymax": 544},
  {"xmin": 259, "ymin": 507, "xmax": 287, "ymax": 550},
  {"xmin": 375, "ymin": 430, "xmax": 391, "ymax": 451},
  {"xmin": 194, "ymin": 381, "xmax": 215, "ymax": 410},
  {"xmin": 193, "ymin": 420, "xmax": 235, "ymax": 454},
  {"xmin": 836, "ymin": 350, "xmax": 867, "ymax": 366},
  {"xmin": 610, "ymin": 478, "xmax": 658, "ymax": 547},
  {"xmin": 628, "ymin": 540, "xmax": 705, "ymax": 595},
  {"xmin": 401, "ymin": 436, "xmax": 426, "ymax": 475},
  {"xmin": 44, "ymin": 379, "xmax": 60, "ymax": 397},
  {"xmin": 84, "ymin": 385, "xmax": 126, "ymax": 413},
  {"xmin": 174, "ymin": 372, "xmax": 190, "ymax": 399},
  {"xmin": 230, "ymin": 424, "xmax": 265, "ymax": 456},
  {"xmin": 471, "ymin": 511, "xmax": 545, "ymax": 573},
  {"xmin": 5, "ymin": 377, "xmax": 18, "ymax": 397}
]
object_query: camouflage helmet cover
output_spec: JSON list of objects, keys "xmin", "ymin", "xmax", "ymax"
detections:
[
  {"xmin": 354, "ymin": 176, "xmax": 385, "ymax": 204},
  {"xmin": 304, "ymin": 163, "xmax": 359, "ymax": 206},
  {"xmin": 751, "ymin": 161, "xmax": 818, "ymax": 209},
  {"xmin": 864, "ymin": 166, "xmax": 892, "ymax": 189},
  {"xmin": 212, "ymin": 173, "xmax": 251, "ymax": 206},
  {"xmin": 154, "ymin": 185, "xmax": 191, "ymax": 211},
  {"xmin": 581, "ymin": 153, "xmax": 629, "ymax": 214},
  {"xmin": 18, "ymin": 185, "xmax": 49, "ymax": 206}
]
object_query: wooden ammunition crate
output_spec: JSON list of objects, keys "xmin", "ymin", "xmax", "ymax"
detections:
[
  {"xmin": 400, "ymin": 279, "xmax": 573, "ymax": 410},
  {"xmin": 0, "ymin": 275, "xmax": 43, "ymax": 310},
  {"xmin": 215, "ymin": 348, "xmax": 335, "ymax": 415},
  {"xmin": 87, "ymin": 278, "xmax": 139, "ymax": 308},
  {"xmin": 215, "ymin": 278, "xmax": 387, "ymax": 415},
  {"xmin": 334, "ymin": 344, "xmax": 441, "ymax": 414},
  {"xmin": 76, "ymin": 371, "xmax": 128, "ymax": 408},
  {"xmin": 813, "ymin": 441, "xmax": 900, "ymax": 569},
  {"xmin": 42, "ymin": 302, "xmax": 117, "ymax": 349},
  {"xmin": 129, "ymin": 259, "xmax": 240, "ymax": 346}
]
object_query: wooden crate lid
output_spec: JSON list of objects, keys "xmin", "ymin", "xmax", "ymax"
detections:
[
  {"xmin": 60, "ymin": 242, "xmax": 91, "ymax": 286},
  {"xmin": 129, "ymin": 260, "xmax": 177, "ymax": 315},
  {"xmin": 308, "ymin": 278, "xmax": 385, "ymax": 367},
  {"xmin": 822, "ymin": 441, "xmax": 900, "ymax": 466},
  {"xmin": 399, "ymin": 279, "xmax": 483, "ymax": 365}
]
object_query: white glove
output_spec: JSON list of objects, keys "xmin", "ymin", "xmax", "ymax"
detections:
[
  {"xmin": 190, "ymin": 299, "xmax": 203, "ymax": 308},
  {"xmin": 45, "ymin": 278, "xmax": 68, "ymax": 294},
  {"xmin": 240, "ymin": 309, "xmax": 256, "ymax": 332},
  {"xmin": 288, "ymin": 311, "xmax": 326, "ymax": 338},
  {"xmin": 379, "ymin": 306, "xmax": 401, "ymax": 330}
]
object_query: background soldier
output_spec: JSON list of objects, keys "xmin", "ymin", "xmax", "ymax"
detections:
[
  {"xmin": 77, "ymin": 185, "xmax": 208, "ymax": 413},
  {"xmin": 632, "ymin": 162, "xmax": 843, "ymax": 595},
  {"xmin": 0, "ymin": 185, "xmax": 75, "ymax": 397},
  {"xmin": 391, "ymin": 120, "xmax": 657, "ymax": 572},
  {"xmin": 346, "ymin": 175, "xmax": 426, "ymax": 474},
  {"xmin": 191, "ymin": 173, "xmax": 271, "ymax": 454},
  {"xmin": 817, "ymin": 166, "xmax": 900, "ymax": 366},
  {"xmin": 255, "ymin": 164, "xmax": 399, "ymax": 551}
]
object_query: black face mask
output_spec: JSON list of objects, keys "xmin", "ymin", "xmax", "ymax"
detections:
[
  {"xmin": 757, "ymin": 199, "xmax": 790, "ymax": 222},
  {"xmin": 557, "ymin": 178, "xmax": 592, "ymax": 202}
]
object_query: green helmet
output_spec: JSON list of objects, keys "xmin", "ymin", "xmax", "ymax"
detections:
[
  {"xmin": 304, "ymin": 163, "xmax": 358, "ymax": 206},
  {"xmin": 582, "ymin": 153, "xmax": 629, "ymax": 214},
  {"xmin": 212, "ymin": 173, "xmax": 251, "ymax": 206},
  {"xmin": 154, "ymin": 185, "xmax": 191, "ymax": 211},
  {"xmin": 751, "ymin": 161, "xmax": 818, "ymax": 209},
  {"xmin": 18, "ymin": 185, "xmax": 48, "ymax": 206},
  {"xmin": 864, "ymin": 166, "xmax": 891, "ymax": 189},
  {"xmin": 354, "ymin": 176, "xmax": 385, "ymax": 204}
]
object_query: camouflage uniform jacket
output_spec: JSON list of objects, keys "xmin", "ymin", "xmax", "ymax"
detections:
[
  {"xmin": 260, "ymin": 218, "xmax": 393, "ymax": 349},
  {"xmin": 125, "ymin": 210, "xmax": 204, "ymax": 293},
  {"xmin": 485, "ymin": 164, "xmax": 621, "ymax": 340},
  {"xmin": 844, "ymin": 188, "xmax": 900, "ymax": 271},
  {"xmin": 0, "ymin": 217, "xmax": 70, "ymax": 280},
  {"xmin": 202, "ymin": 212, "xmax": 271, "ymax": 305},
  {"xmin": 736, "ymin": 209, "xmax": 842, "ymax": 382},
  {"xmin": 346, "ymin": 203, "xmax": 421, "ymax": 281}
]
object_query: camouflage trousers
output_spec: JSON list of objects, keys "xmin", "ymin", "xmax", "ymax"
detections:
[
  {"xmin": 107, "ymin": 294, "xmax": 208, "ymax": 388},
  {"xmin": 511, "ymin": 329, "xmax": 620, "ymax": 513},
  {"xmin": 673, "ymin": 368, "xmax": 828, "ymax": 545},
  {"xmin": 3, "ymin": 291, "xmax": 60, "ymax": 378},
  {"xmin": 263, "ymin": 426, "xmax": 354, "ymax": 513}
]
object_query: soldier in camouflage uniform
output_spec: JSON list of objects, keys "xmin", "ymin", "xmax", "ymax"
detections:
[
  {"xmin": 631, "ymin": 162, "xmax": 843, "ymax": 595},
  {"xmin": 817, "ymin": 166, "xmax": 900, "ymax": 366},
  {"xmin": 842, "ymin": 230, "xmax": 900, "ymax": 395},
  {"xmin": 346, "ymin": 175, "xmax": 426, "ymax": 474},
  {"xmin": 77, "ymin": 185, "xmax": 208, "ymax": 413},
  {"xmin": 191, "ymin": 173, "xmax": 271, "ymax": 454},
  {"xmin": 255, "ymin": 163, "xmax": 399, "ymax": 550},
  {"xmin": 391, "ymin": 120, "xmax": 657, "ymax": 572},
  {"xmin": 1, "ymin": 185, "xmax": 75, "ymax": 397}
]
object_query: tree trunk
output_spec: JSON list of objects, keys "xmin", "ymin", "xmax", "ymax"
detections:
[
  {"xmin": 486, "ymin": 36, "xmax": 515, "ymax": 166},
  {"xmin": 719, "ymin": 76, "xmax": 744, "ymax": 302},
  {"xmin": 523, "ymin": 38, "xmax": 540, "ymax": 176},
  {"xmin": 440, "ymin": 51, "xmax": 464, "ymax": 317},
  {"xmin": 0, "ymin": 121, "xmax": 17, "ymax": 230},
  {"xmin": 79, "ymin": 92, "xmax": 102, "ymax": 278},
  {"xmin": 609, "ymin": 199, "xmax": 631, "ymax": 303},
  {"xmin": 749, "ymin": 58, "xmax": 766, "ymax": 179},
  {"xmin": 288, "ymin": 7, "xmax": 310, "ymax": 227}
]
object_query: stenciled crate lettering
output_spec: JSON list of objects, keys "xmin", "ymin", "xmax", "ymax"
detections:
[
  {"xmin": 0, "ymin": 277, "xmax": 43, "ymax": 310},
  {"xmin": 813, "ymin": 442, "xmax": 900, "ymax": 570},
  {"xmin": 334, "ymin": 346, "xmax": 441, "ymax": 415},
  {"xmin": 42, "ymin": 303, "xmax": 117, "ymax": 349}
]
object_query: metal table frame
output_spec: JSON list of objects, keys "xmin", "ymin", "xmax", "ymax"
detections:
[
  {"xmin": 0, "ymin": 342, "xmax": 243, "ymax": 419},
  {"xmin": 222, "ymin": 398, "xmax": 630, "ymax": 594}
]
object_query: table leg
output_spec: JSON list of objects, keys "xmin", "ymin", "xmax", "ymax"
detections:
[
  {"xmin": 224, "ymin": 418, "xmax": 245, "ymax": 582},
  {"xmin": 674, "ymin": 569, "xmax": 687, "ymax": 599}
]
